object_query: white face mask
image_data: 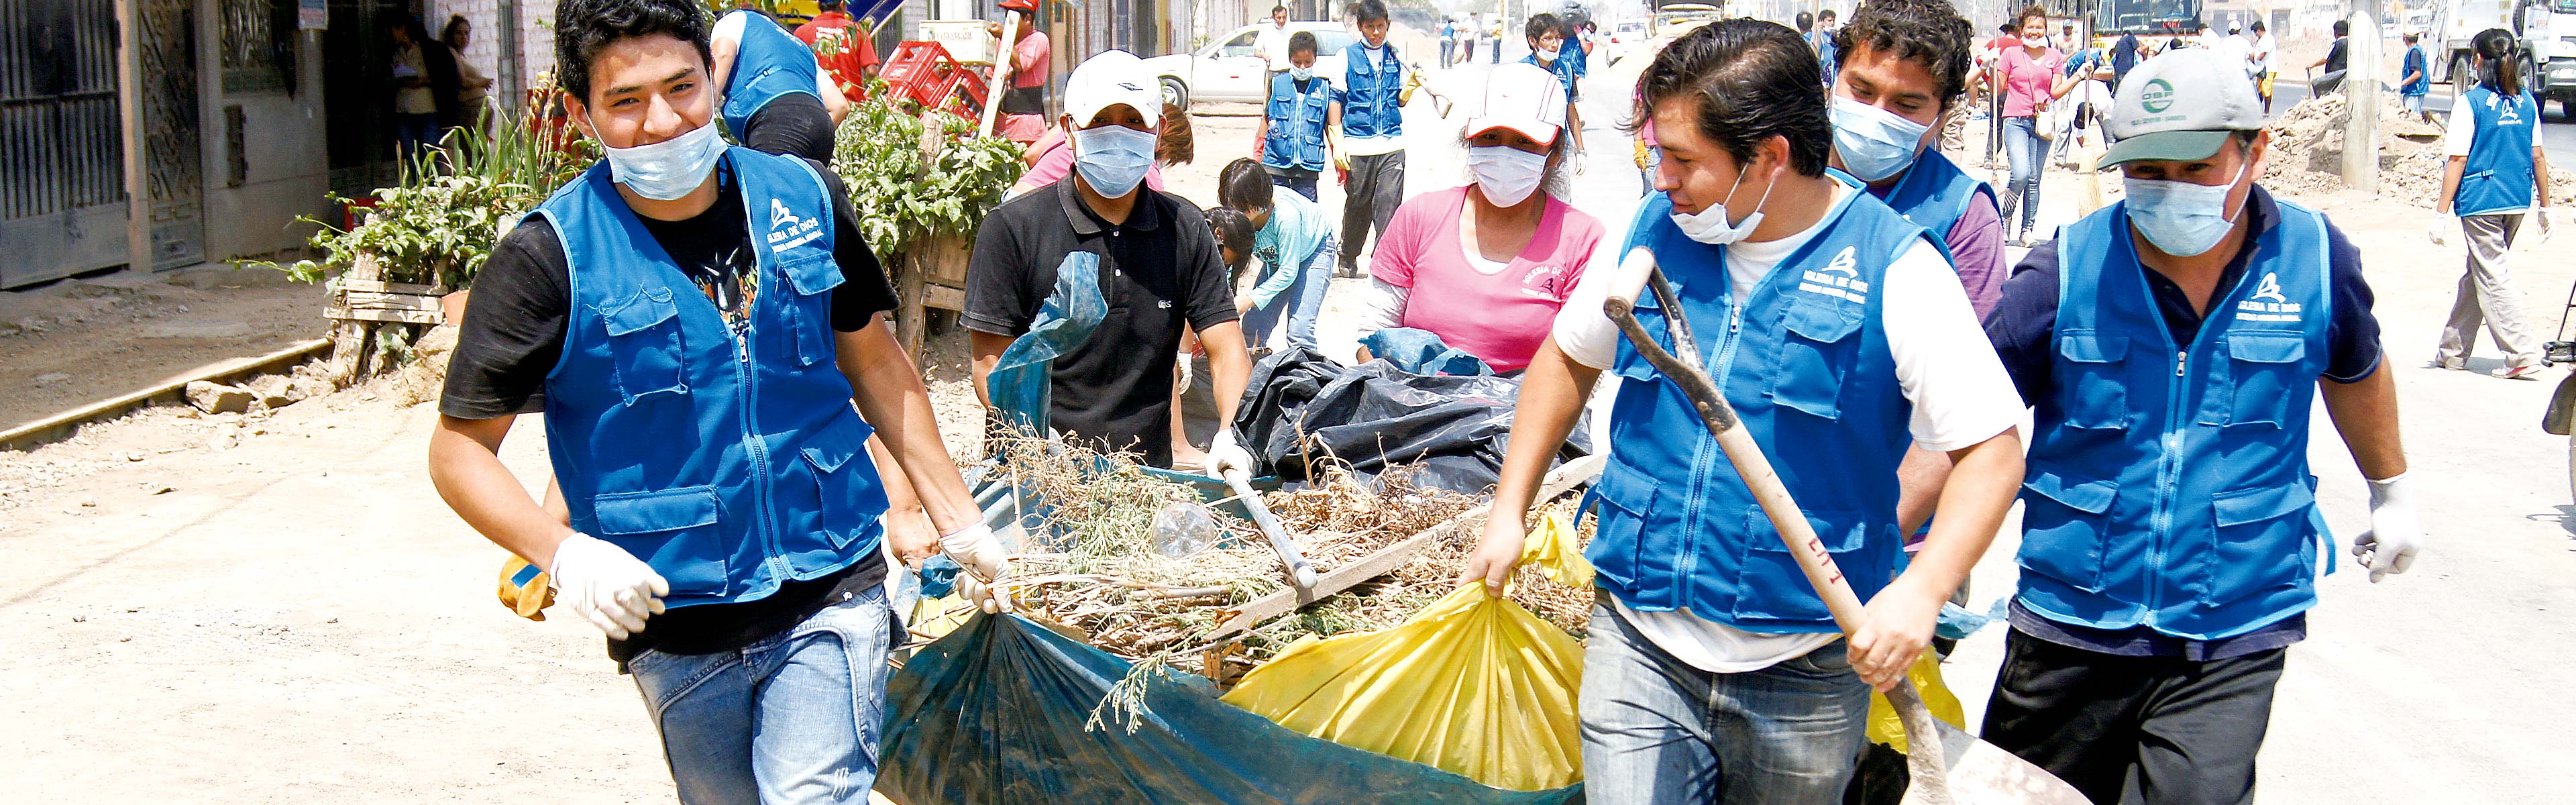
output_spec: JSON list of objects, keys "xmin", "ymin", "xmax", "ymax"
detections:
[
  {"xmin": 1537, "ymin": 44, "xmax": 1562, "ymax": 62},
  {"xmin": 1467, "ymin": 145, "xmax": 1548, "ymax": 206},
  {"xmin": 600, "ymin": 120, "xmax": 727, "ymax": 201},
  {"xmin": 2021, "ymin": 35, "xmax": 2049, "ymax": 48},
  {"xmin": 1669, "ymin": 162, "xmax": 1778, "ymax": 246},
  {"xmin": 1290, "ymin": 66, "xmax": 1315, "ymax": 81},
  {"xmin": 2123, "ymin": 160, "xmax": 2251, "ymax": 257}
]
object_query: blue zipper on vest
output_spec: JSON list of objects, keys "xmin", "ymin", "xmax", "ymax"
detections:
[
  {"xmin": 1678, "ymin": 281, "xmax": 1749, "ymax": 597},
  {"xmin": 2137, "ymin": 256, "xmax": 2263, "ymax": 624},
  {"xmin": 731, "ymin": 218, "xmax": 784, "ymax": 583}
]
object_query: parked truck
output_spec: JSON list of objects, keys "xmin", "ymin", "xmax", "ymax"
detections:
[{"xmin": 2425, "ymin": 0, "xmax": 2576, "ymax": 119}]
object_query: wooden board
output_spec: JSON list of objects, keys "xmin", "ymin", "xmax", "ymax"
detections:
[
  {"xmin": 922, "ymin": 282, "xmax": 965, "ymax": 313},
  {"xmin": 1200, "ymin": 453, "xmax": 1606, "ymax": 642},
  {"xmin": 328, "ymin": 307, "xmax": 442, "ymax": 325},
  {"xmin": 341, "ymin": 278, "xmax": 441, "ymax": 295}
]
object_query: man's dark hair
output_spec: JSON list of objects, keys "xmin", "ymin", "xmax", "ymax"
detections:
[
  {"xmin": 1348, "ymin": 0, "xmax": 1389, "ymax": 24},
  {"xmin": 1837, "ymin": 0, "xmax": 1977, "ymax": 111},
  {"xmin": 554, "ymin": 0, "xmax": 713, "ymax": 104},
  {"xmin": 1526, "ymin": 13, "xmax": 1561, "ymax": 42},
  {"xmin": 818, "ymin": 0, "xmax": 845, "ymax": 10},
  {"xmin": 2332, "ymin": 19, "xmax": 2348, "ymax": 37},
  {"xmin": 1634, "ymin": 19, "xmax": 1832, "ymax": 177},
  {"xmin": 1289, "ymin": 30, "xmax": 1318, "ymax": 56},
  {"xmin": 1795, "ymin": 11, "xmax": 1814, "ymax": 32},
  {"xmin": 1818, "ymin": 9, "xmax": 1837, "ymax": 22},
  {"xmin": 1218, "ymin": 158, "xmax": 1275, "ymax": 211},
  {"xmin": 1273, "ymin": 4, "xmax": 1287, "ymax": 15},
  {"xmin": 2403, "ymin": 31, "xmax": 2419, "ymax": 44},
  {"xmin": 2249, "ymin": 19, "xmax": 2264, "ymax": 33}
]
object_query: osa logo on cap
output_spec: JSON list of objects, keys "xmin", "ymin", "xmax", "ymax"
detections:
[{"xmin": 2139, "ymin": 78, "xmax": 2175, "ymax": 114}]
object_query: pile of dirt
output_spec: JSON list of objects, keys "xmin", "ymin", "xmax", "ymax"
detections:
[{"xmin": 2265, "ymin": 92, "xmax": 2576, "ymax": 207}]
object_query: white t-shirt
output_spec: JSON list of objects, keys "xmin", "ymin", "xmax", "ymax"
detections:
[
  {"xmin": 1256, "ymin": 24, "xmax": 1293, "ymax": 72},
  {"xmin": 2251, "ymin": 34, "xmax": 2279, "ymax": 72},
  {"xmin": 1552, "ymin": 182, "xmax": 2025, "ymax": 672}
]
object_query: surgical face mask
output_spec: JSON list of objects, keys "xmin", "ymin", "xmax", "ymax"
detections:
[
  {"xmin": 1071, "ymin": 123, "xmax": 1157, "ymax": 199},
  {"xmin": 1290, "ymin": 65, "xmax": 1315, "ymax": 81},
  {"xmin": 1537, "ymin": 44, "xmax": 1561, "ymax": 62},
  {"xmin": 600, "ymin": 120, "xmax": 727, "ymax": 201},
  {"xmin": 1830, "ymin": 95, "xmax": 1933, "ymax": 182},
  {"xmin": 1669, "ymin": 163, "xmax": 1778, "ymax": 246},
  {"xmin": 2123, "ymin": 160, "xmax": 2251, "ymax": 257},
  {"xmin": 2022, "ymin": 35, "xmax": 2049, "ymax": 48},
  {"xmin": 1466, "ymin": 145, "xmax": 1548, "ymax": 206}
]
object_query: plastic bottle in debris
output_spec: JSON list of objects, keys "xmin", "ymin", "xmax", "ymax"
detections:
[{"xmin": 1150, "ymin": 501, "xmax": 1220, "ymax": 559}]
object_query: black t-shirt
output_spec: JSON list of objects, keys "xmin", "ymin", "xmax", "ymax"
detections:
[
  {"xmin": 439, "ymin": 158, "xmax": 898, "ymax": 663},
  {"xmin": 961, "ymin": 178, "xmax": 1239, "ymax": 468},
  {"xmin": 1982, "ymin": 185, "xmax": 2384, "ymax": 409}
]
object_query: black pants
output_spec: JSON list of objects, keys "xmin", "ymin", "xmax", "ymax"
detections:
[
  {"xmin": 1981, "ymin": 628, "xmax": 2285, "ymax": 805},
  {"xmin": 739, "ymin": 94, "xmax": 836, "ymax": 162},
  {"xmin": 1339, "ymin": 151, "xmax": 1404, "ymax": 274}
]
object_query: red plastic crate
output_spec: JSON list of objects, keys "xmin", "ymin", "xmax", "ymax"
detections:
[{"xmin": 879, "ymin": 40, "xmax": 989, "ymax": 119}]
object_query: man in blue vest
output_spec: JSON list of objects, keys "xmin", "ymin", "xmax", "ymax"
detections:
[
  {"xmin": 710, "ymin": 5, "xmax": 848, "ymax": 161},
  {"xmin": 427, "ymin": 1, "xmax": 1002, "ymax": 801},
  {"xmin": 1256, "ymin": 30, "xmax": 1339, "ymax": 202},
  {"xmin": 1336, "ymin": 0, "xmax": 1405, "ymax": 279},
  {"xmin": 1464, "ymin": 21, "xmax": 2027, "ymax": 801},
  {"xmin": 1977, "ymin": 49, "xmax": 2425, "ymax": 805},
  {"xmin": 1520, "ymin": 13, "xmax": 1585, "ymax": 154}
]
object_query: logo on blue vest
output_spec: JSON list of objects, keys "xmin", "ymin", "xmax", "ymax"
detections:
[
  {"xmin": 2235, "ymin": 272, "xmax": 2302, "ymax": 321},
  {"xmin": 767, "ymin": 198, "xmax": 822, "ymax": 250},
  {"xmin": 1799, "ymin": 246, "xmax": 1870, "ymax": 303}
]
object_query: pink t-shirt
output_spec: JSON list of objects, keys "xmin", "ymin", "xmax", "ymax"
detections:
[
  {"xmin": 1375, "ymin": 186, "xmax": 1605, "ymax": 372},
  {"xmin": 1009, "ymin": 129, "xmax": 1166, "ymax": 196},
  {"xmin": 2000, "ymin": 46, "xmax": 2065, "ymax": 118}
]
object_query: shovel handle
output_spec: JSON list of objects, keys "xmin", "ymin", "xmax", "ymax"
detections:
[{"xmin": 1223, "ymin": 468, "xmax": 1320, "ymax": 590}]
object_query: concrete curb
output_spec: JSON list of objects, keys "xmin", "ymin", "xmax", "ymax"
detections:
[{"xmin": 0, "ymin": 338, "xmax": 333, "ymax": 452}]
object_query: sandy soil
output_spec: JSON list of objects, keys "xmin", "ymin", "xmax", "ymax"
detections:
[
  {"xmin": 4, "ymin": 56, "xmax": 2572, "ymax": 803},
  {"xmin": 0, "ymin": 266, "xmax": 329, "ymax": 431}
]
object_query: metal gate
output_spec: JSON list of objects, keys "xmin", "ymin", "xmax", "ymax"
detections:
[
  {"xmin": 141, "ymin": 0, "xmax": 207, "ymax": 270},
  {"xmin": 0, "ymin": 0, "xmax": 127, "ymax": 288}
]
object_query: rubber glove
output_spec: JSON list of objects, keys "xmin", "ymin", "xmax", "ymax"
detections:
[
  {"xmin": 2426, "ymin": 215, "xmax": 2451, "ymax": 246},
  {"xmin": 549, "ymin": 533, "xmax": 669, "ymax": 639},
  {"xmin": 2350, "ymin": 474, "xmax": 2424, "ymax": 583},
  {"xmin": 1207, "ymin": 427, "xmax": 1256, "ymax": 478},
  {"xmin": 2536, "ymin": 208, "xmax": 2554, "ymax": 243},
  {"xmin": 938, "ymin": 522, "xmax": 1011, "ymax": 613}
]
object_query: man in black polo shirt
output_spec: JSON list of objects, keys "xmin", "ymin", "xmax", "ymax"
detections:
[{"xmin": 965, "ymin": 50, "xmax": 1254, "ymax": 471}]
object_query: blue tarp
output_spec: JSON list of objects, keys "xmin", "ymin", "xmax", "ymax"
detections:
[{"xmin": 878, "ymin": 613, "xmax": 1586, "ymax": 804}]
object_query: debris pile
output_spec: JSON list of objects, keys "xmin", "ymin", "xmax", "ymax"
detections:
[
  {"xmin": 2263, "ymin": 92, "xmax": 2576, "ymax": 205},
  {"xmin": 984, "ymin": 435, "xmax": 1591, "ymax": 682}
]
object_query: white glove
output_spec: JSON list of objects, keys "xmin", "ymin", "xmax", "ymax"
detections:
[
  {"xmin": 1206, "ymin": 428, "xmax": 1256, "ymax": 479},
  {"xmin": 2427, "ymin": 215, "xmax": 2451, "ymax": 246},
  {"xmin": 2536, "ymin": 208, "xmax": 2555, "ymax": 243},
  {"xmin": 2350, "ymin": 474, "xmax": 2424, "ymax": 583},
  {"xmin": 938, "ymin": 522, "xmax": 1011, "ymax": 613},
  {"xmin": 549, "ymin": 533, "xmax": 669, "ymax": 639}
]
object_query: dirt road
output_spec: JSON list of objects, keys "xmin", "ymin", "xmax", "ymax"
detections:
[{"xmin": 5, "ymin": 101, "xmax": 2573, "ymax": 802}]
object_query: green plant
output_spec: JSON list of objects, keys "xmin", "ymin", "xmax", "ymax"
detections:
[{"xmin": 830, "ymin": 88, "xmax": 1026, "ymax": 259}]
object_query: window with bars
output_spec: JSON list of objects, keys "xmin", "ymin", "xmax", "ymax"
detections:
[{"xmin": 220, "ymin": 0, "xmax": 298, "ymax": 94}]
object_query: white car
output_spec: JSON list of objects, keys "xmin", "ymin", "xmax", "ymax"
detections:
[{"xmin": 1142, "ymin": 22, "xmax": 1359, "ymax": 107}]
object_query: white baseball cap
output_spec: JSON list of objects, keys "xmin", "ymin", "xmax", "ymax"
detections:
[
  {"xmin": 1465, "ymin": 63, "xmax": 1566, "ymax": 143},
  {"xmin": 1062, "ymin": 50, "xmax": 1163, "ymax": 129},
  {"xmin": 2100, "ymin": 48, "xmax": 2266, "ymax": 168}
]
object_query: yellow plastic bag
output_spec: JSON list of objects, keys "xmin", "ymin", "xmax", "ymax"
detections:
[
  {"xmin": 1863, "ymin": 648, "xmax": 1969, "ymax": 754},
  {"xmin": 1219, "ymin": 513, "xmax": 1589, "ymax": 791}
]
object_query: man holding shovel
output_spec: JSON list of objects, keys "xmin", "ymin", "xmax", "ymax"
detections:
[
  {"xmin": 1464, "ymin": 19, "xmax": 2026, "ymax": 802},
  {"xmin": 1978, "ymin": 48, "xmax": 2424, "ymax": 804}
]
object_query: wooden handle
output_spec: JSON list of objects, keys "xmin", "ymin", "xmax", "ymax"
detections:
[
  {"xmin": 1604, "ymin": 246, "xmax": 1658, "ymax": 311},
  {"xmin": 976, "ymin": 10, "xmax": 1022, "ymax": 138}
]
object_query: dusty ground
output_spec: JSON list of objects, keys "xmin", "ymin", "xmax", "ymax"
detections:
[
  {"xmin": 5, "ymin": 56, "xmax": 2573, "ymax": 803},
  {"xmin": 0, "ymin": 264, "xmax": 328, "ymax": 431}
]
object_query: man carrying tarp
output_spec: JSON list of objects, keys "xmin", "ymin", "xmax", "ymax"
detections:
[
  {"xmin": 427, "ymin": 1, "xmax": 1008, "ymax": 800},
  {"xmin": 1465, "ymin": 19, "xmax": 2027, "ymax": 802},
  {"xmin": 1974, "ymin": 48, "xmax": 2424, "ymax": 804},
  {"xmin": 965, "ymin": 50, "xmax": 1256, "ymax": 474}
]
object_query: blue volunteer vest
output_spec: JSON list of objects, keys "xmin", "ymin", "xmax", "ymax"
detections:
[
  {"xmin": 1587, "ymin": 180, "xmax": 1926, "ymax": 634},
  {"xmin": 1876, "ymin": 150, "xmax": 1994, "ymax": 253},
  {"xmin": 2019, "ymin": 199, "xmax": 2336, "ymax": 640},
  {"xmin": 1262, "ymin": 72, "xmax": 1334, "ymax": 172},
  {"xmin": 535, "ymin": 146, "xmax": 888, "ymax": 608},
  {"xmin": 1341, "ymin": 44, "xmax": 1404, "ymax": 139},
  {"xmin": 2456, "ymin": 86, "xmax": 2540, "ymax": 217},
  {"xmin": 719, "ymin": 9, "xmax": 824, "ymax": 138}
]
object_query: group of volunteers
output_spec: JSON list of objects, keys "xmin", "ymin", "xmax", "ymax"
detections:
[{"xmin": 406, "ymin": 0, "xmax": 2520, "ymax": 800}]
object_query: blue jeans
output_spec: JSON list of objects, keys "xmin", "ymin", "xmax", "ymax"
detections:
[
  {"xmin": 1268, "ymin": 169, "xmax": 1320, "ymax": 203},
  {"xmin": 1239, "ymin": 233, "xmax": 1336, "ymax": 350},
  {"xmin": 625, "ymin": 587, "xmax": 899, "ymax": 805},
  {"xmin": 1580, "ymin": 592, "xmax": 1871, "ymax": 804},
  {"xmin": 394, "ymin": 112, "xmax": 442, "ymax": 165},
  {"xmin": 2002, "ymin": 115, "xmax": 2044, "ymax": 235}
]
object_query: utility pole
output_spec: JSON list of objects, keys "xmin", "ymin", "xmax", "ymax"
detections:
[{"xmin": 2342, "ymin": 9, "xmax": 2381, "ymax": 193}]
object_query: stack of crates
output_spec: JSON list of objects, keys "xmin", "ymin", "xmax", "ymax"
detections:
[{"xmin": 879, "ymin": 41, "xmax": 989, "ymax": 120}]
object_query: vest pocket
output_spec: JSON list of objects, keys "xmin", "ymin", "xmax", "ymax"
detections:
[
  {"xmin": 598, "ymin": 288, "xmax": 687, "ymax": 405},
  {"xmin": 2202, "ymin": 482, "xmax": 2317, "ymax": 606},
  {"xmin": 798, "ymin": 412, "xmax": 886, "ymax": 551},
  {"xmin": 2017, "ymin": 467, "xmax": 2115, "ymax": 592},
  {"xmin": 2212, "ymin": 333, "xmax": 2306, "ymax": 428},
  {"xmin": 1582, "ymin": 461, "xmax": 1662, "ymax": 594},
  {"xmin": 2054, "ymin": 331, "xmax": 2130, "ymax": 429},
  {"xmin": 778, "ymin": 252, "xmax": 845, "ymax": 367},
  {"xmin": 592, "ymin": 486, "xmax": 728, "ymax": 596},
  {"xmin": 1769, "ymin": 304, "xmax": 1862, "ymax": 421},
  {"xmin": 1731, "ymin": 506, "xmax": 1872, "ymax": 624}
]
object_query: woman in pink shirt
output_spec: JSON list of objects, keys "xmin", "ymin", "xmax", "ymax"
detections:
[
  {"xmin": 1996, "ymin": 6, "xmax": 2086, "ymax": 245},
  {"xmin": 1353, "ymin": 63, "xmax": 1605, "ymax": 373}
]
